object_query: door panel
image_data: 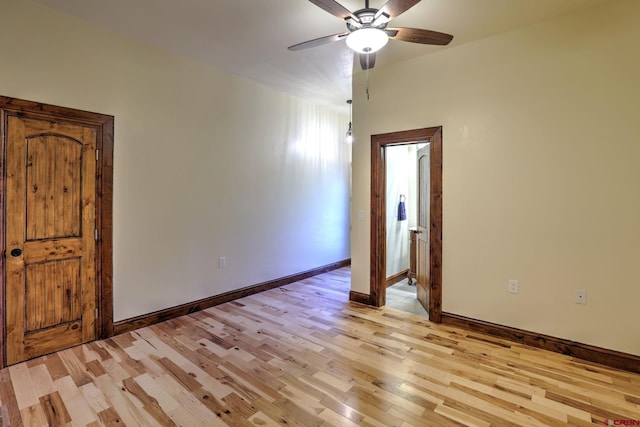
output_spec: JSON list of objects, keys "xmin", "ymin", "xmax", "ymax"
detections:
[
  {"xmin": 5, "ymin": 116, "xmax": 97, "ymax": 365},
  {"xmin": 416, "ymin": 144, "xmax": 430, "ymax": 312},
  {"xmin": 25, "ymin": 259, "xmax": 81, "ymax": 330},
  {"xmin": 26, "ymin": 133, "xmax": 82, "ymax": 240}
]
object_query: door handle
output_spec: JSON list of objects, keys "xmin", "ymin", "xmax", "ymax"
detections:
[{"xmin": 10, "ymin": 248, "xmax": 22, "ymax": 257}]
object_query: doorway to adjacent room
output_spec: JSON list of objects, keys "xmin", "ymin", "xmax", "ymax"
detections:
[
  {"xmin": 370, "ymin": 126, "xmax": 443, "ymax": 322},
  {"xmin": 384, "ymin": 142, "xmax": 429, "ymax": 317}
]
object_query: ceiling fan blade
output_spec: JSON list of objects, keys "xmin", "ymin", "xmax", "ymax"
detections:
[
  {"xmin": 308, "ymin": 0, "xmax": 359, "ymax": 21},
  {"xmin": 376, "ymin": 0, "xmax": 421, "ymax": 20},
  {"xmin": 288, "ymin": 32, "xmax": 349, "ymax": 51},
  {"xmin": 388, "ymin": 27, "xmax": 454, "ymax": 45},
  {"xmin": 359, "ymin": 53, "xmax": 376, "ymax": 70}
]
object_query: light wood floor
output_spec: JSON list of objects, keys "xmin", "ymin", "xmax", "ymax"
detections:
[{"xmin": 1, "ymin": 267, "xmax": 639, "ymax": 426}]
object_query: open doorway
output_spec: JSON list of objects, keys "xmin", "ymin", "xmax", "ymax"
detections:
[
  {"xmin": 370, "ymin": 127, "xmax": 443, "ymax": 323},
  {"xmin": 384, "ymin": 143, "xmax": 429, "ymax": 316}
]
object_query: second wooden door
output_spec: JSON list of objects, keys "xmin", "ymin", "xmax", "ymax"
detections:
[{"xmin": 416, "ymin": 144, "xmax": 430, "ymax": 313}]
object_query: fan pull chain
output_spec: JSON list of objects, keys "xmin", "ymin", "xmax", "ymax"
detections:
[{"xmin": 366, "ymin": 56, "xmax": 370, "ymax": 100}]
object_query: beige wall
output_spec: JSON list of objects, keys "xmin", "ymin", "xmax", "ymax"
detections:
[
  {"xmin": 0, "ymin": 1, "xmax": 351, "ymax": 321},
  {"xmin": 351, "ymin": 0, "xmax": 640, "ymax": 355}
]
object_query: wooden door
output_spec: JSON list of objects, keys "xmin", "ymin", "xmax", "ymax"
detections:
[
  {"xmin": 4, "ymin": 115, "xmax": 97, "ymax": 364},
  {"xmin": 416, "ymin": 144, "xmax": 430, "ymax": 312}
]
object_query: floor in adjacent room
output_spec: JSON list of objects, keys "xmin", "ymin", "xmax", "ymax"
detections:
[
  {"xmin": 0, "ymin": 267, "xmax": 639, "ymax": 426},
  {"xmin": 386, "ymin": 279, "xmax": 428, "ymax": 317}
]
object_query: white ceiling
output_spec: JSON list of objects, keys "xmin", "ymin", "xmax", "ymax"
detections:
[{"xmin": 33, "ymin": 0, "xmax": 608, "ymax": 111}]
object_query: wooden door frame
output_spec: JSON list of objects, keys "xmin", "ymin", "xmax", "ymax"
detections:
[
  {"xmin": 370, "ymin": 126, "xmax": 443, "ymax": 322},
  {"xmin": 0, "ymin": 96, "xmax": 114, "ymax": 367}
]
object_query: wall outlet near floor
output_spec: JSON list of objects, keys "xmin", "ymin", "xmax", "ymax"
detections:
[
  {"xmin": 575, "ymin": 289, "xmax": 587, "ymax": 304},
  {"xmin": 508, "ymin": 279, "xmax": 519, "ymax": 294},
  {"xmin": 218, "ymin": 256, "xmax": 226, "ymax": 269}
]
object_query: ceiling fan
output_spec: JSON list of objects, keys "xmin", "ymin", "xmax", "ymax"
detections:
[{"xmin": 288, "ymin": 0, "xmax": 454, "ymax": 70}]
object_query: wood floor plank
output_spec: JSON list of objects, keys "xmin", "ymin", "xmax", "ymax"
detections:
[
  {"xmin": 39, "ymin": 391, "xmax": 72, "ymax": 426},
  {"xmin": 93, "ymin": 372, "xmax": 152, "ymax": 426},
  {"xmin": 9, "ymin": 362, "xmax": 39, "ymax": 410},
  {"xmin": 54, "ymin": 375, "xmax": 100, "ymax": 425},
  {"xmin": 193, "ymin": 387, "xmax": 254, "ymax": 427},
  {"xmin": 0, "ymin": 369, "xmax": 22, "ymax": 427},
  {"xmin": 79, "ymin": 382, "xmax": 111, "ymax": 415},
  {"xmin": 221, "ymin": 392, "xmax": 258, "ymax": 419},
  {"xmin": 96, "ymin": 407, "xmax": 124, "ymax": 427},
  {"xmin": 318, "ymin": 406, "xmax": 362, "ymax": 427},
  {"xmin": 122, "ymin": 377, "xmax": 176, "ymax": 426},
  {"xmin": 0, "ymin": 267, "xmax": 639, "ymax": 426},
  {"xmin": 27, "ymin": 363, "xmax": 57, "ymax": 399},
  {"xmin": 20, "ymin": 403, "xmax": 49, "ymax": 427},
  {"xmin": 58, "ymin": 348, "xmax": 94, "ymax": 388},
  {"xmin": 43, "ymin": 353, "xmax": 71, "ymax": 382}
]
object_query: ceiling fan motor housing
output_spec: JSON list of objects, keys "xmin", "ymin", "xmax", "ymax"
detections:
[{"xmin": 346, "ymin": 9, "xmax": 389, "ymax": 32}]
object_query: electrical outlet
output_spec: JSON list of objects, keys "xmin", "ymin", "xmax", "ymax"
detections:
[
  {"xmin": 358, "ymin": 210, "xmax": 365, "ymax": 221},
  {"xmin": 218, "ymin": 256, "xmax": 226, "ymax": 269},
  {"xmin": 575, "ymin": 289, "xmax": 586, "ymax": 304},
  {"xmin": 508, "ymin": 279, "xmax": 519, "ymax": 294}
]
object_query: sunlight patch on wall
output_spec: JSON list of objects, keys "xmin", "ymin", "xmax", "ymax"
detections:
[{"xmin": 287, "ymin": 99, "xmax": 347, "ymax": 171}]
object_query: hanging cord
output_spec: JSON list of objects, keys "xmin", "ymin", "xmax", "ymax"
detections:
[{"xmin": 366, "ymin": 57, "xmax": 370, "ymax": 100}]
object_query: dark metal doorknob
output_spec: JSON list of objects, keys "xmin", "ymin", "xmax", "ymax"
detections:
[{"xmin": 10, "ymin": 248, "xmax": 22, "ymax": 257}]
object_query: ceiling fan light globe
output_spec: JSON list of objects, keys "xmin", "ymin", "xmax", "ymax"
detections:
[{"xmin": 346, "ymin": 28, "xmax": 388, "ymax": 54}]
